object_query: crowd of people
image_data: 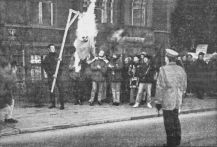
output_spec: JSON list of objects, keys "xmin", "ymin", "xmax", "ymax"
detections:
[
  {"xmin": 42, "ymin": 44, "xmax": 217, "ymax": 110},
  {"xmin": 176, "ymin": 52, "xmax": 217, "ymax": 98},
  {"xmin": 0, "ymin": 46, "xmax": 188, "ymax": 147},
  {"xmin": 1, "ymin": 43, "xmax": 216, "ymax": 126},
  {"xmin": 72, "ymin": 50, "xmax": 159, "ymax": 108},
  {"xmin": 41, "ymin": 44, "xmax": 160, "ymax": 109}
]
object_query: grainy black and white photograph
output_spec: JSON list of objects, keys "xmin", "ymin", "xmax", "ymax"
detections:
[{"xmin": 0, "ymin": 0, "xmax": 217, "ymax": 147}]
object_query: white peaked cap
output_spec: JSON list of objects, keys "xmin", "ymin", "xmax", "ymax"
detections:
[{"xmin": 165, "ymin": 49, "xmax": 179, "ymax": 58}]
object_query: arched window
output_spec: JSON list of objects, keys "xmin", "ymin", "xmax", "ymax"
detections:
[{"xmin": 132, "ymin": 0, "xmax": 147, "ymax": 26}]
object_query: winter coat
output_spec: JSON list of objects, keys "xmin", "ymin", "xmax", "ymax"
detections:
[
  {"xmin": 128, "ymin": 63, "xmax": 140, "ymax": 78},
  {"xmin": 42, "ymin": 52, "xmax": 63, "ymax": 79},
  {"xmin": 192, "ymin": 59, "xmax": 207, "ymax": 72},
  {"xmin": 122, "ymin": 63, "xmax": 130, "ymax": 82},
  {"xmin": 156, "ymin": 62, "xmax": 187, "ymax": 110},
  {"xmin": 90, "ymin": 58, "xmax": 108, "ymax": 82},
  {"xmin": 0, "ymin": 69, "xmax": 16, "ymax": 109},
  {"xmin": 108, "ymin": 58, "xmax": 123, "ymax": 82},
  {"xmin": 138, "ymin": 63, "xmax": 155, "ymax": 83}
]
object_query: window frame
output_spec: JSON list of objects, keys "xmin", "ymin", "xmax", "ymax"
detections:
[
  {"xmin": 38, "ymin": 1, "xmax": 54, "ymax": 26},
  {"xmin": 84, "ymin": 0, "xmax": 114, "ymax": 24},
  {"xmin": 131, "ymin": 0, "xmax": 147, "ymax": 26}
]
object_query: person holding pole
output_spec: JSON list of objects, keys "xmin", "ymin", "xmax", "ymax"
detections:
[{"xmin": 42, "ymin": 44, "xmax": 64, "ymax": 110}]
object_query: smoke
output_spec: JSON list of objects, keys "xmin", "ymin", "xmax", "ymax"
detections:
[
  {"xmin": 73, "ymin": 0, "xmax": 98, "ymax": 72},
  {"xmin": 76, "ymin": 0, "xmax": 97, "ymax": 42},
  {"xmin": 110, "ymin": 29, "xmax": 124, "ymax": 42}
]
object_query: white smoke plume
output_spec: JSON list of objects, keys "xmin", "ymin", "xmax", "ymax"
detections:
[
  {"xmin": 73, "ymin": 0, "xmax": 98, "ymax": 72},
  {"xmin": 110, "ymin": 29, "xmax": 124, "ymax": 42},
  {"xmin": 76, "ymin": 0, "xmax": 97, "ymax": 42}
]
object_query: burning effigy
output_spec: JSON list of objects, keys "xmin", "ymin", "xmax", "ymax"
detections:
[{"xmin": 72, "ymin": 0, "xmax": 98, "ymax": 72}]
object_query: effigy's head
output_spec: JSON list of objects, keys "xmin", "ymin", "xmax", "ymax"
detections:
[
  {"xmin": 98, "ymin": 50, "xmax": 105, "ymax": 57},
  {"xmin": 81, "ymin": 36, "xmax": 88, "ymax": 42}
]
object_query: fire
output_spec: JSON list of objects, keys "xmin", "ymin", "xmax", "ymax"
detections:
[{"xmin": 73, "ymin": 0, "xmax": 98, "ymax": 72}]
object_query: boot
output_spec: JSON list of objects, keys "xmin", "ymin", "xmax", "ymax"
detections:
[
  {"xmin": 147, "ymin": 102, "xmax": 153, "ymax": 108},
  {"xmin": 49, "ymin": 103, "xmax": 56, "ymax": 109},
  {"xmin": 60, "ymin": 103, "xmax": 64, "ymax": 110},
  {"xmin": 133, "ymin": 102, "xmax": 139, "ymax": 108}
]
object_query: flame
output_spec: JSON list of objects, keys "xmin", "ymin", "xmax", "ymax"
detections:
[{"xmin": 73, "ymin": 0, "xmax": 98, "ymax": 72}]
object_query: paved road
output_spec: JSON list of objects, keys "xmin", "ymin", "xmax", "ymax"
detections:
[{"xmin": 0, "ymin": 111, "xmax": 216, "ymax": 147}]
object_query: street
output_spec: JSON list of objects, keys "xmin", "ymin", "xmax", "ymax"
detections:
[{"xmin": 0, "ymin": 111, "xmax": 216, "ymax": 147}]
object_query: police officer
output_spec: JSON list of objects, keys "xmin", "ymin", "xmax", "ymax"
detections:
[
  {"xmin": 155, "ymin": 49, "xmax": 187, "ymax": 147},
  {"xmin": 42, "ymin": 44, "xmax": 64, "ymax": 110}
]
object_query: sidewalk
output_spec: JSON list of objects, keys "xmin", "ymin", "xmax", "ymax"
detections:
[{"xmin": 0, "ymin": 96, "xmax": 217, "ymax": 137}]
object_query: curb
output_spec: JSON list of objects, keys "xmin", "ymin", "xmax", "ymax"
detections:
[{"xmin": 1, "ymin": 107, "xmax": 217, "ymax": 137}]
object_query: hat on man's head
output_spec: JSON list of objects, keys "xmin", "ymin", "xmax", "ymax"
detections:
[
  {"xmin": 98, "ymin": 50, "xmax": 105, "ymax": 57},
  {"xmin": 144, "ymin": 54, "xmax": 152, "ymax": 60},
  {"xmin": 134, "ymin": 54, "xmax": 140, "ymax": 59},
  {"xmin": 165, "ymin": 49, "xmax": 179, "ymax": 58},
  {"xmin": 198, "ymin": 52, "xmax": 205, "ymax": 56},
  {"xmin": 140, "ymin": 51, "xmax": 147, "ymax": 56}
]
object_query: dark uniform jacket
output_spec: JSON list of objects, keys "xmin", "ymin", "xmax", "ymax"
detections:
[
  {"xmin": 90, "ymin": 57, "xmax": 108, "ymax": 82},
  {"xmin": 0, "ymin": 70, "xmax": 16, "ymax": 109},
  {"xmin": 108, "ymin": 58, "xmax": 123, "ymax": 82}
]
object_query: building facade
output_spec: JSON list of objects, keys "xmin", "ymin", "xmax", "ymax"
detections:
[{"xmin": 0, "ymin": 0, "xmax": 176, "ymax": 102}]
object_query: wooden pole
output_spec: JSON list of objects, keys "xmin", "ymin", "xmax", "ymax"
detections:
[{"xmin": 51, "ymin": 9, "xmax": 79, "ymax": 93}]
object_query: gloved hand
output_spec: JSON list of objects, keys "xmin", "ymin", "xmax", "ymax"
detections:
[
  {"xmin": 152, "ymin": 99, "xmax": 162, "ymax": 117},
  {"xmin": 156, "ymin": 103, "xmax": 162, "ymax": 112}
]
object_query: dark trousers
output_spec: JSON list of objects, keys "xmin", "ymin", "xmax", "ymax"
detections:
[
  {"xmin": 73, "ymin": 79, "xmax": 83, "ymax": 102},
  {"xmin": 48, "ymin": 77, "xmax": 64, "ymax": 107},
  {"xmin": 163, "ymin": 109, "xmax": 181, "ymax": 147}
]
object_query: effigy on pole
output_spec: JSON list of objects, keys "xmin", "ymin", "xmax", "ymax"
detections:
[{"xmin": 51, "ymin": 9, "xmax": 80, "ymax": 93}]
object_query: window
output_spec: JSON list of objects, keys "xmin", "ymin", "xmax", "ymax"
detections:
[
  {"xmin": 95, "ymin": 0, "xmax": 105, "ymax": 23},
  {"xmin": 31, "ymin": 1, "xmax": 54, "ymax": 26},
  {"xmin": 39, "ymin": 1, "xmax": 54, "ymax": 26},
  {"xmin": 30, "ymin": 55, "xmax": 42, "ymax": 81},
  {"xmin": 83, "ymin": 0, "xmax": 114, "ymax": 24},
  {"xmin": 132, "ymin": 0, "xmax": 147, "ymax": 26},
  {"xmin": 106, "ymin": 0, "xmax": 114, "ymax": 24}
]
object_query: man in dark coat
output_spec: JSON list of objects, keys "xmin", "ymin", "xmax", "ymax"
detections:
[
  {"xmin": 88, "ymin": 50, "xmax": 108, "ymax": 106},
  {"xmin": 42, "ymin": 44, "xmax": 64, "ymax": 110},
  {"xmin": 191, "ymin": 52, "xmax": 207, "ymax": 99},
  {"xmin": 128, "ymin": 55, "xmax": 140, "ymax": 105},
  {"xmin": 108, "ymin": 54, "xmax": 123, "ymax": 106},
  {"xmin": 185, "ymin": 54, "xmax": 194, "ymax": 95},
  {"xmin": 0, "ymin": 57, "xmax": 18, "ymax": 123},
  {"xmin": 192, "ymin": 52, "xmax": 207, "ymax": 72},
  {"xmin": 133, "ymin": 55, "xmax": 155, "ymax": 108},
  {"xmin": 121, "ymin": 56, "xmax": 132, "ymax": 103}
]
